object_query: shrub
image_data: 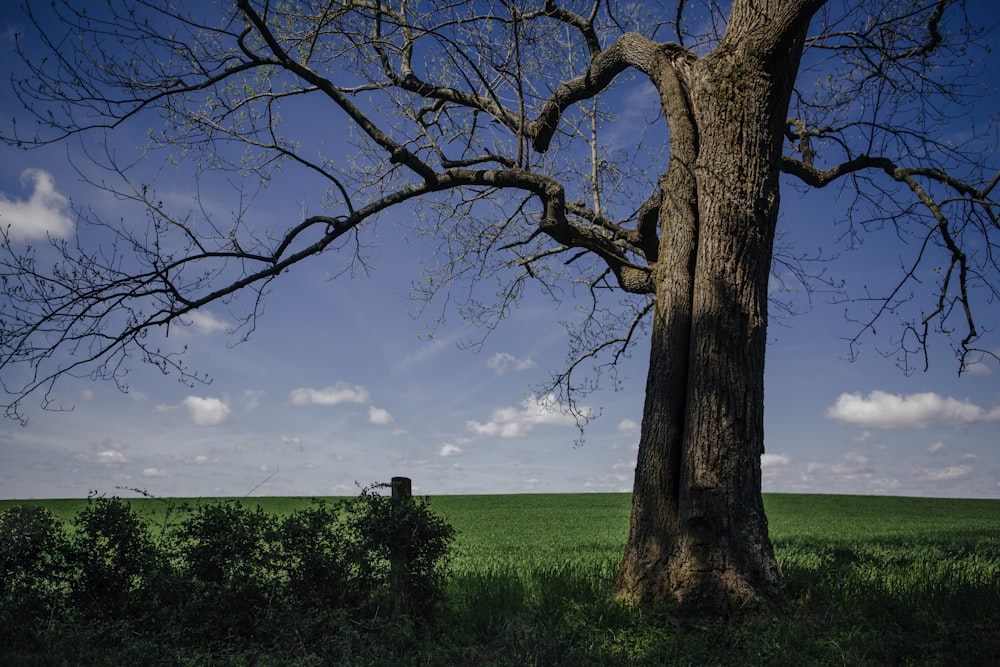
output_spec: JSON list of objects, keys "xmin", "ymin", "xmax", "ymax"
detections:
[
  {"xmin": 172, "ymin": 500, "xmax": 280, "ymax": 639},
  {"xmin": 0, "ymin": 505, "xmax": 70, "ymax": 646},
  {"xmin": 0, "ymin": 484, "xmax": 458, "ymax": 660},
  {"xmin": 68, "ymin": 496, "xmax": 161, "ymax": 621},
  {"xmin": 275, "ymin": 499, "xmax": 353, "ymax": 609},
  {"xmin": 345, "ymin": 483, "xmax": 456, "ymax": 620}
]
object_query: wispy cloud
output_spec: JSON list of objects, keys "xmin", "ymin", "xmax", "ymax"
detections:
[
  {"xmin": 392, "ymin": 332, "xmax": 461, "ymax": 373},
  {"xmin": 181, "ymin": 310, "xmax": 229, "ymax": 335},
  {"xmin": 798, "ymin": 450, "xmax": 905, "ymax": 495},
  {"xmin": 807, "ymin": 451, "xmax": 872, "ymax": 477},
  {"xmin": 3, "ymin": 24, "xmax": 23, "ymax": 44},
  {"xmin": 826, "ymin": 390, "xmax": 1000, "ymax": 429},
  {"xmin": 0, "ymin": 168, "xmax": 75, "ymax": 240},
  {"xmin": 242, "ymin": 390, "xmax": 265, "ymax": 411},
  {"xmin": 486, "ymin": 352, "xmax": 536, "ymax": 375},
  {"xmin": 280, "ymin": 435, "xmax": 303, "ymax": 452},
  {"xmin": 913, "ymin": 465, "xmax": 973, "ymax": 482},
  {"xmin": 617, "ymin": 418, "xmax": 640, "ymax": 436}
]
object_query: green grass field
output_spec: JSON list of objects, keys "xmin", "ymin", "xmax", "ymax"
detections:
[
  {"xmin": 7, "ymin": 491, "xmax": 993, "ymax": 569},
  {"xmin": 3, "ymin": 492, "xmax": 999, "ymax": 665}
]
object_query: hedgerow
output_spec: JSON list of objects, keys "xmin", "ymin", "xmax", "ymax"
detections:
[{"xmin": 0, "ymin": 484, "xmax": 454, "ymax": 659}]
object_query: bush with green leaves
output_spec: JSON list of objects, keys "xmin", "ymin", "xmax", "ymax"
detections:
[
  {"xmin": 346, "ymin": 484, "xmax": 456, "ymax": 619},
  {"xmin": 68, "ymin": 496, "xmax": 163, "ymax": 621},
  {"xmin": 274, "ymin": 499, "xmax": 354, "ymax": 609},
  {"xmin": 0, "ymin": 483, "xmax": 457, "ymax": 659},
  {"xmin": 0, "ymin": 505, "xmax": 70, "ymax": 646},
  {"xmin": 171, "ymin": 500, "xmax": 280, "ymax": 639}
]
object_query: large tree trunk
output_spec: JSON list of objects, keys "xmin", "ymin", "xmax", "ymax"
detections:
[{"xmin": 614, "ymin": 0, "xmax": 819, "ymax": 615}]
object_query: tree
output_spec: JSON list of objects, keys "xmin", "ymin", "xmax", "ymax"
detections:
[{"xmin": 1, "ymin": 0, "xmax": 996, "ymax": 615}]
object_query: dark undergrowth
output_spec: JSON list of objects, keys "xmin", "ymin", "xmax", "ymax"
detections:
[{"xmin": 2, "ymin": 494, "xmax": 998, "ymax": 666}]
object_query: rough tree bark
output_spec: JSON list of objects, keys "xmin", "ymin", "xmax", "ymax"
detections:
[{"xmin": 614, "ymin": 0, "xmax": 821, "ymax": 613}]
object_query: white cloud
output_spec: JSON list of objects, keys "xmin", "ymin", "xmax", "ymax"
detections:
[
  {"xmin": 963, "ymin": 351, "xmax": 997, "ymax": 376},
  {"xmin": 761, "ymin": 454, "xmax": 792, "ymax": 482},
  {"xmin": 466, "ymin": 393, "xmax": 583, "ymax": 438},
  {"xmin": 826, "ymin": 390, "xmax": 1000, "ymax": 429},
  {"xmin": 179, "ymin": 396, "xmax": 231, "ymax": 426},
  {"xmin": 0, "ymin": 168, "xmax": 75, "ymax": 240},
  {"xmin": 368, "ymin": 406, "xmax": 394, "ymax": 425},
  {"xmin": 836, "ymin": 451, "xmax": 871, "ymax": 474},
  {"xmin": 927, "ymin": 442, "xmax": 946, "ymax": 455},
  {"xmin": 761, "ymin": 453, "xmax": 792, "ymax": 468},
  {"xmin": 486, "ymin": 352, "xmax": 536, "ymax": 375},
  {"xmin": 439, "ymin": 443, "xmax": 464, "ymax": 457},
  {"xmin": 965, "ymin": 361, "xmax": 992, "ymax": 376},
  {"xmin": 806, "ymin": 451, "xmax": 871, "ymax": 477},
  {"xmin": 579, "ymin": 472, "xmax": 632, "ymax": 492},
  {"xmin": 71, "ymin": 438, "xmax": 131, "ymax": 466},
  {"xmin": 796, "ymin": 452, "xmax": 905, "ymax": 497},
  {"xmin": 142, "ymin": 468, "xmax": 167, "ymax": 478},
  {"xmin": 182, "ymin": 310, "xmax": 228, "ymax": 335},
  {"xmin": 289, "ymin": 382, "xmax": 370, "ymax": 407},
  {"xmin": 617, "ymin": 419, "xmax": 641, "ymax": 436},
  {"xmin": 913, "ymin": 465, "xmax": 973, "ymax": 482},
  {"xmin": 74, "ymin": 449, "xmax": 129, "ymax": 465},
  {"xmin": 97, "ymin": 450, "xmax": 128, "ymax": 464}
]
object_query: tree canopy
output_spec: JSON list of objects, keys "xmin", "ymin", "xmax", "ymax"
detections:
[{"xmin": 2, "ymin": 0, "xmax": 994, "ymax": 418}]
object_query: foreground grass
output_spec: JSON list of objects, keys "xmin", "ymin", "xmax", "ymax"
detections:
[
  {"xmin": 2, "ymin": 493, "xmax": 998, "ymax": 665},
  {"xmin": 431, "ymin": 493, "xmax": 1000, "ymax": 665}
]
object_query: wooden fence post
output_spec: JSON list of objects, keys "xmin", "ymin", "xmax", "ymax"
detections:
[
  {"xmin": 389, "ymin": 476, "xmax": 412, "ymax": 616},
  {"xmin": 391, "ymin": 476, "xmax": 412, "ymax": 506}
]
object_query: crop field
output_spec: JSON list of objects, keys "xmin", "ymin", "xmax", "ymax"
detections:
[{"xmin": 2, "ymin": 492, "xmax": 999, "ymax": 665}]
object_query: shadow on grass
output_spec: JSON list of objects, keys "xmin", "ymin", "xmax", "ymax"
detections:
[
  {"xmin": 437, "ymin": 538, "xmax": 999, "ymax": 667},
  {"xmin": 3, "ymin": 497, "xmax": 997, "ymax": 666}
]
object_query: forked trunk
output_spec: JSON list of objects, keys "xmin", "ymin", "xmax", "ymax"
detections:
[{"xmin": 613, "ymin": 0, "xmax": 819, "ymax": 615}]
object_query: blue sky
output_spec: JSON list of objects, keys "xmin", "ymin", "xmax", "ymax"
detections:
[{"xmin": 1, "ymin": 2, "xmax": 998, "ymax": 500}]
